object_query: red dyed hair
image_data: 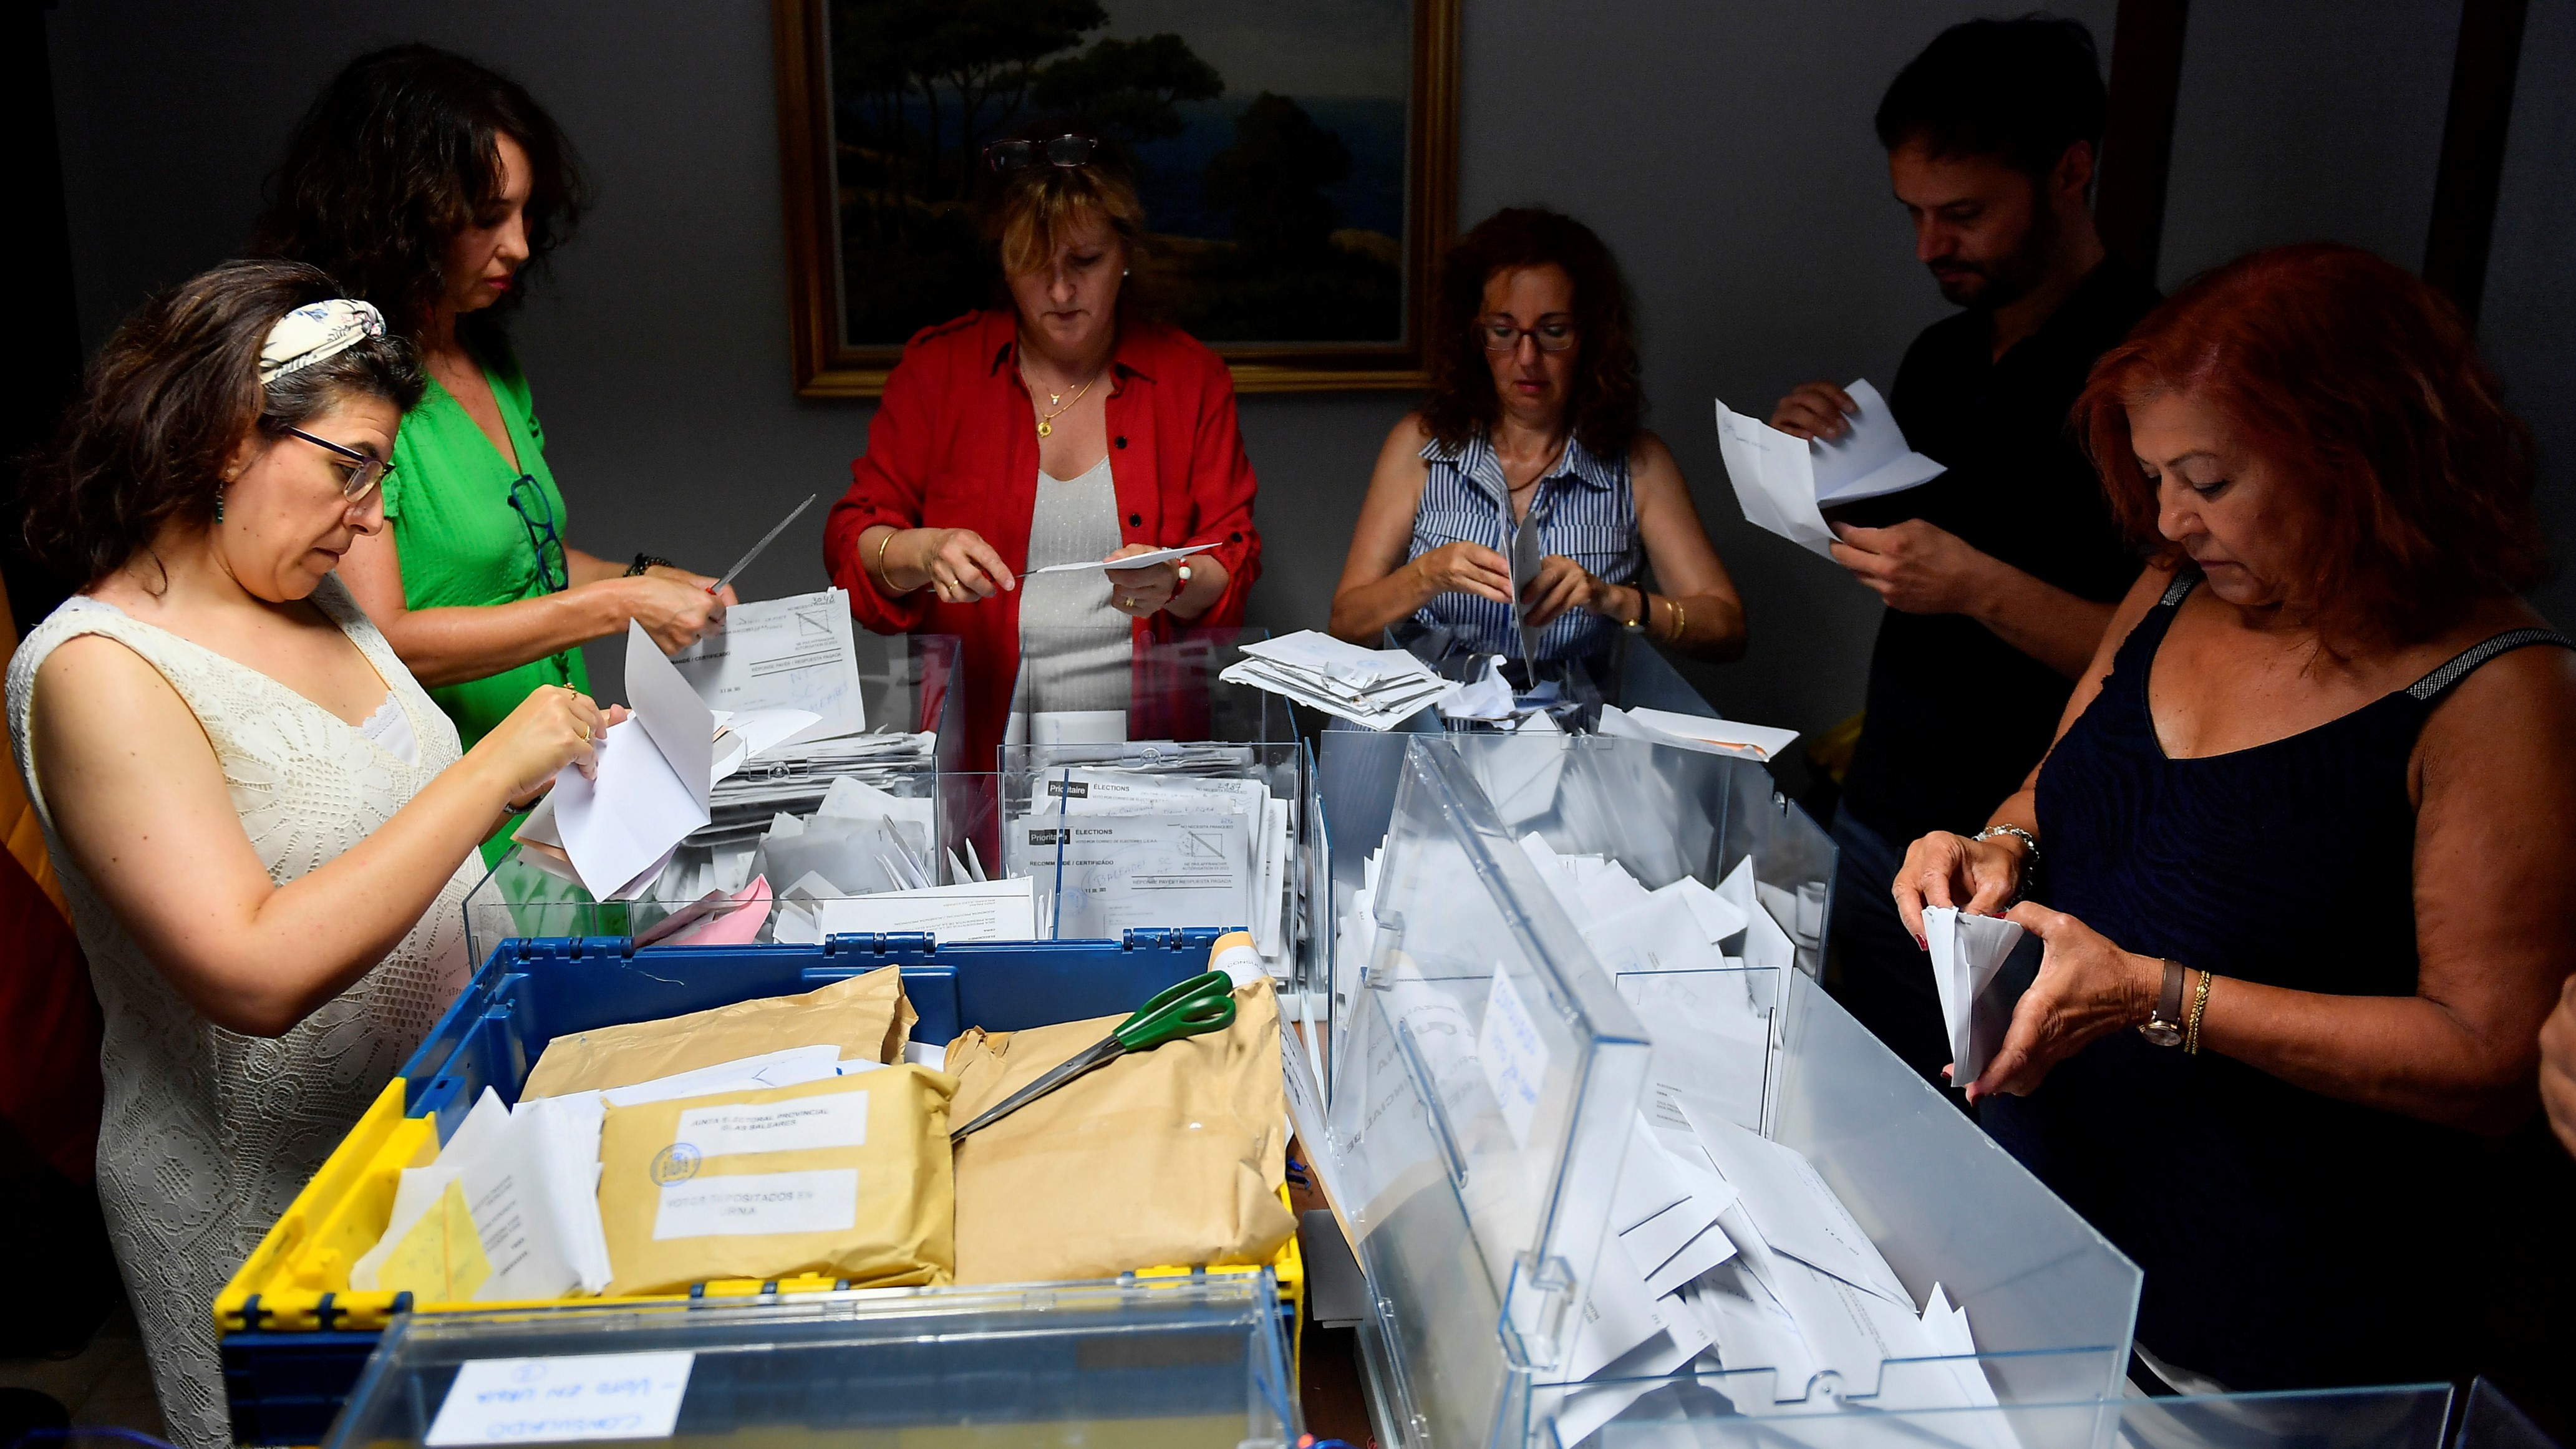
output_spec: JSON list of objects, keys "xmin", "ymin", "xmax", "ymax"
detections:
[{"xmin": 2076, "ymin": 243, "xmax": 2542, "ymax": 650}]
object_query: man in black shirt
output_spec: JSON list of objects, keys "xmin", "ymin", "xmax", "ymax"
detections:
[{"xmin": 1771, "ymin": 17, "xmax": 2158, "ymax": 1087}]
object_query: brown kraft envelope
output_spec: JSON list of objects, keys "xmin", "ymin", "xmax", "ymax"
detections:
[
  {"xmin": 597, "ymin": 1067, "xmax": 956, "ymax": 1296},
  {"xmin": 523, "ymin": 964, "xmax": 915, "ymax": 1099},
  {"xmin": 946, "ymin": 977, "xmax": 1293, "ymax": 1284}
]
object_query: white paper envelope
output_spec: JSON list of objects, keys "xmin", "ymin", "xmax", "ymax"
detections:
[
  {"xmin": 1714, "ymin": 380, "xmax": 1944, "ymax": 560},
  {"xmin": 1922, "ymin": 906, "xmax": 2026, "ymax": 1083}
]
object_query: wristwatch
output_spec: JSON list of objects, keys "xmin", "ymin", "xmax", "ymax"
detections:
[
  {"xmin": 2138, "ymin": 958, "xmax": 2187, "ymax": 1048},
  {"xmin": 626, "ymin": 553, "xmax": 676, "ymax": 577}
]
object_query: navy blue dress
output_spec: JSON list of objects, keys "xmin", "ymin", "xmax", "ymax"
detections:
[{"xmin": 1990, "ymin": 570, "xmax": 2572, "ymax": 1389}]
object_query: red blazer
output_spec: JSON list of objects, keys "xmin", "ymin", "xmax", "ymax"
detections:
[{"xmin": 825, "ymin": 309, "xmax": 1262, "ymax": 772}]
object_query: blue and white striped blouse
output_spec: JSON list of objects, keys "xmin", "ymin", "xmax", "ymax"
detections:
[{"xmin": 1408, "ymin": 430, "xmax": 1640, "ymax": 662}]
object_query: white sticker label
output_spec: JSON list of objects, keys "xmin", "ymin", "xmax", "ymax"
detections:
[
  {"xmin": 652, "ymin": 1169, "xmax": 859, "ymax": 1240},
  {"xmin": 1478, "ymin": 962, "xmax": 1549, "ymax": 1146},
  {"xmin": 424, "ymin": 1350, "xmax": 695, "ymax": 1445},
  {"xmin": 672, "ymin": 1092, "xmax": 868, "ymax": 1158}
]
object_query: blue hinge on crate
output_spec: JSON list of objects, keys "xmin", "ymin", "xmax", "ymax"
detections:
[{"xmin": 823, "ymin": 931, "xmax": 937, "ymax": 957}]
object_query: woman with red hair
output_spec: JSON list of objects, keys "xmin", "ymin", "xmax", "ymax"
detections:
[{"xmin": 1892, "ymin": 244, "xmax": 2576, "ymax": 1399}]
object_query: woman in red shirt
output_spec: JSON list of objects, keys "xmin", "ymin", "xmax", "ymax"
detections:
[{"xmin": 824, "ymin": 137, "xmax": 1261, "ymax": 770}]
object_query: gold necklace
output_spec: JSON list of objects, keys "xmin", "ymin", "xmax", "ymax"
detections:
[{"xmin": 1024, "ymin": 363, "xmax": 1102, "ymax": 438}]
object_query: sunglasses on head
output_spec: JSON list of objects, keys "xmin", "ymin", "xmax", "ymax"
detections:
[{"xmin": 984, "ymin": 134, "xmax": 1100, "ymax": 172}]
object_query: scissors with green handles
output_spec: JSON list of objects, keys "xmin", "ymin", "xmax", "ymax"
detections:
[{"xmin": 949, "ymin": 970, "xmax": 1237, "ymax": 1143}]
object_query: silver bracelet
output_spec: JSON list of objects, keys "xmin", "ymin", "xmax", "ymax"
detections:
[
  {"xmin": 1972, "ymin": 823, "xmax": 2040, "ymax": 863},
  {"xmin": 1972, "ymin": 825, "xmax": 2041, "ymax": 903}
]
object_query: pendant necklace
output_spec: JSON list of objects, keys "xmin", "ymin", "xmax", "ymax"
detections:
[{"xmin": 1025, "ymin": 362, "xmax": 1101, "ymax": 438}]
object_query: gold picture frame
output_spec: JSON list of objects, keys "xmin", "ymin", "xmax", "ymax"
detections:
[{"xmin": 773, "ymin": 0, "xmax": 1461, "ymax": 399}]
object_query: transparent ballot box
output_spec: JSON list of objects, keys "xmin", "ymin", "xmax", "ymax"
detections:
[
  {"xmin": 1296, "ymin": 739, "xmax": 2141, "ymax": 1449},
  {"xmin": 1012, "ymin": 624, "xmax": 1297, "ymax": 755},
  {"xmin": 1452, "ymin": 732, "xmax": 1836, "ymax": 979},
  {"xmin": 463, "ymin": 770, "xmax": 1011, "ymax": 959},
  {"xmin": 1304, "ymin": 732, "xmax": 1838, "ymax": 1099},
  {"xmin": 1000, "ymin": 736, "xmax": 1312, "ymax": 967},
  {"xmin": 324, "ymin": 1277, "xmax": 1299, "ymax": 1449}
]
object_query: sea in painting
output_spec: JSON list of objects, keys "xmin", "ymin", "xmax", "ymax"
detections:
[{"xmin": 828, "ymin": 0, "xmax": 1411, "ymax": 348}]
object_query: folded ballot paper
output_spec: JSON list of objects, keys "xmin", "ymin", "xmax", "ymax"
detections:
[
  {"xmin": 513, "ymin": 621, "xmax": 821, "ymax": 898},
  {"xmin": 1218, "ymin": 630, "xmax": 1456, "ymax": 729},
  {"xmin": 1599, "ymin": 704, "xmax": 1802, "ymax": 763},
  {"xmin": 1713, "ymin": 379, "xmax": 1944, "ymax": 559},
  {"xmin": 1923, "ymin": 905, "xmax": 2027, "ymax": 1083}
]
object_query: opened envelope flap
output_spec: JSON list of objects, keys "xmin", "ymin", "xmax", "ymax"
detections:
[
  {"xmin": 623, "ymin": 618, "xmax": 715, "ymax": 811},
  {"xmin": 1807, "ymin": 379, "xmax": 1945, "ymax": 505}
]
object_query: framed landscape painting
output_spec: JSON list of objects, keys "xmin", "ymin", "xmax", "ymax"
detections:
[{"xmin": 774, "ymin": 0, "xmax": 1461, "ymax": 397}]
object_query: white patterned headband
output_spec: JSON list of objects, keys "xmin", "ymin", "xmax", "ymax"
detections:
[{"xmin": 258, "ymin": 299, "xmax": 387, "ymax": 383}]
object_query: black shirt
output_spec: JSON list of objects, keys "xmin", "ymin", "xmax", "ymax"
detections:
[{"xmin": 1834, "ymin": 259, "xmax": 2161, "ymax": 847}]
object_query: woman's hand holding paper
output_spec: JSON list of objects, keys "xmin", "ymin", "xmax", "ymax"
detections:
[
  {"xmin": 1965, "ymin": 903, "xmax": 2162, "ymax": 1102},
  {"xmin": 1891, "ymin": 828, "xmax": 2025, "ymax": 946},
  {"xmin": 475, "ymin": 685, "xmax": 624, "ymax": 805}
]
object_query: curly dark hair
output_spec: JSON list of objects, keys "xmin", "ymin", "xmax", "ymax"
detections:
[
  {"xmin": 249, "ymin": 44, "xmax": 585, "ymax": 353},
  {"xmin": 1420, "ymin": 207, "xmax": 1644, "ymax": 462},
  {"xmin": 21, "ymin": 259, "xmax": 424, "ymax": 588}
]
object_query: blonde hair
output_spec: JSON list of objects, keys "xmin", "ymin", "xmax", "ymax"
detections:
[{"xmin": 992, "ymin": 163, "xmax": 1146, "ymax": 277}]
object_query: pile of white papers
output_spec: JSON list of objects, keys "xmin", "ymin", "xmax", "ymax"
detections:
[
  {"xmin": 1548, "ymin": 1088, "xmax": 2000, "ymax": 1445},
  {"xmin": 1219, "ymin": 631, "xmax": 1456, "ymax": 730},
  {"xmin": 1713, "ymin": 379, "xmax": 1944, "ymax": 559},
  {"xmin": 1600, "ymin": 705, "xmax": 1802, "ymax": 763},
  {"xmin": 694, "ymin": 730, "xmax": 937, "ymax": 846},
  {"xmin": 1004, "ymin": 763, "xmax": 1294, "ymax": 970}
]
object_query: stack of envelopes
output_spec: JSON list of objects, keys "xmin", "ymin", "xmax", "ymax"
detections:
[{"xmin": 1218, "ymin": 631, "xmax": 1456, "ymax": 729}]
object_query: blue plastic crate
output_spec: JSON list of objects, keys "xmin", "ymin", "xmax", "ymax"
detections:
[
  {"xmin": 401, "ymin": 928, "xmax": 1234, "ymax": 1133},
  {"xmin": 223, "ymin": 928, "xmax": 1277, "ymax": 1447}
]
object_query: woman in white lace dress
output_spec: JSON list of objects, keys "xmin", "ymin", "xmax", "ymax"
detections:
[{"xmin": 7, "ymin": 260, "xmax": 618, "ymax": 1449}]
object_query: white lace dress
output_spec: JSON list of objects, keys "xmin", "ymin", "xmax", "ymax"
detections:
[{"xmin": 5, "ymin": 576, "xmax": 479, "ymax": 1449}]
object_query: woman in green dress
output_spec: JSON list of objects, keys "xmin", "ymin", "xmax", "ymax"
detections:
[{"xmin": 254, "ymin": 46, "xmax": 734, "ymax": 854}]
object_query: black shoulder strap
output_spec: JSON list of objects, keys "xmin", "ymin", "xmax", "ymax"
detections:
[
  {"xmin": 2406, "ymin": 628, "xmax": 2576, "ymax": 702},
  {"xmin": 2156, "ymin": 568, "xmax": 2200, "ymax": 608}
]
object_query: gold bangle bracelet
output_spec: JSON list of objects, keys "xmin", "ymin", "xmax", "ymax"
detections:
[
  {"xmin": 1668, "ymin": 596, "xmax": 1687, "ymax": 643},
  {"xmin": 2184, "ymin": 968, "xmax": 2214, "ymax": 1054},
  {"xmin": 873, "ymin": 528, "xmax": 899, "ymax": 592}
]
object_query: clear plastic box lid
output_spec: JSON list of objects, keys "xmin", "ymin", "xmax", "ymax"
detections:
[
  {"xmin": 1299, "ymin": 734, "xmax": 2142, "ymax": 1449},
  {"xmin": 322, "ymin": 1277, "xmax": 1297, "ymax": 1449},
  {"xmin": 1314, "ymin": 736, "xmax": 1655, "ymax": 1447}
]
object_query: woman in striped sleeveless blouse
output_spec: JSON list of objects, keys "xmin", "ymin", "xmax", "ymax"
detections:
[{"xmin": 1330, "ymin": 208, "xmax": 1745, "ymax": 667}]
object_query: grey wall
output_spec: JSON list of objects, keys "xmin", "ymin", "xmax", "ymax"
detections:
[
  {"xmin": 2156, "ymin": 0, "xmax": 2460, "ymax": 289},
  {"xmin": 2484, "ymin": 0, "xmax": 2576, "ymax": 629},
  {"xmin": 42, "ymin": 0, "xmax": 2572, "ymax": 727}
]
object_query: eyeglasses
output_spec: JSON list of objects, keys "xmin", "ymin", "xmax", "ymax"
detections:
[
  {"xmin": 282, "ymin": 426, "xmax": 395, "ymax": 503},
  {"xmin": 984, "ymin": 134, "xmax": 1100, "ymax": 172},
  {"xmin": 1478, "ymin": 316, "xmax": 1577, "ymax": 354},
  {"xmin": 505, "ymin": 472, "xmax": 570, "ymax": 593}
]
